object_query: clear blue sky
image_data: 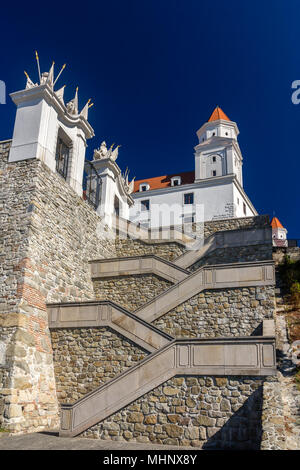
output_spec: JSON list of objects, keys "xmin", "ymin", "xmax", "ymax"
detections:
[{"xmin": 0, "ymin": 1, "xmax": 299, "ymax": 237}]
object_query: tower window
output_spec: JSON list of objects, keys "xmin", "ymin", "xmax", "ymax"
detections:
[
  {"xmin": 141, "ymin": 199, "xmax": 150, "ymax": 211},
  {"xmin": 55, "ymin": 137, "xmax": 70, "ymax": 180},
  {"xmin": 184, "ymin": 193, "xmax": 194, "ymax": 205},
  {"xmin": 212, "ymin": 156, "xmax": 216, "ymax": 162},
  {"xmin": 212, "ymin": 170, "xmax": 216, "ymax": 176}
]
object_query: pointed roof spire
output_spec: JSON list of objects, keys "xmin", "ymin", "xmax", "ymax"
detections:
[
  {"xmin": 24, "ymin": 71, "xmax": 35, "ymax": 89},
  {"xmin": 55, "ymin": 85, "xmax": 66, "ymax": 103},
  {"xmin": 80, "ymin": 98, "xmax": 93, "ymax": 120},
  {"xmin": 271, "ymin": 217, "xmax": 284, "ymax": 229},
  {"xmin": 66, "ymin": 87, "xmax": 79, "ymax": 115},
  {"xmin": 208, "ymin": 106, "xmax": 231, "ymax": 122},
  {"xmin": 46, "ymin": 61, "xmax": 55, "ymax": 87}
]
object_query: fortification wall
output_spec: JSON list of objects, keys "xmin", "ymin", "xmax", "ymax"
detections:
[
  {"xmin": 114, "ymin": 239, "xmax": 186, "ymax": 261},
  {"xmin": 203, "ymin": 215, "xmax": 270, "ymax": 238},
  {"xmin": 93, "ymin": 274, "xmax": 173, "ymax": 311},
  {"xmin": 0, "ymin": 144, "xmax": 117, "ymax": 433},
  {"xmin": 153, "ymin": 286, "xmax": 275, "ymax": 338},
  {"xmin": 273, "ymin": 247, "xmax": 300, "ymax": 265},
  {"xmin": 51, "ymin": 327, "xmax": 148, "ymax": 404},
  {"xmin": 189, "ymin": 245, "xmax": 272, "ymax": 271},
  {"xmin": 80, "ymin": 375, "xmax": 265, "ymax": 449},
  {"xmin": 0, "ymin": 141, "xmax": 282, "ymax": 447}
]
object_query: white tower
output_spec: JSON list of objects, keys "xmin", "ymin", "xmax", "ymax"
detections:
[
  {"xmin": 194, "ymin": 106, "xmax": 243, "ymax": 186},
  {"xmin": 85, "ymin": 142, "xmax": 134, "ymax": 227},
  {"xmin": 8, "ymin": 58, "xmax": 94, "ymax": 196},
  {"xmin": 271, "ymin": 217, "xmax": 288, "ymax": 247}
]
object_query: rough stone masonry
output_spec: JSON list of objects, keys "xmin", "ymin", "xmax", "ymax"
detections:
[{"xmin": 0, "ymin": 141, "xmax": 285, "ymax": 449}]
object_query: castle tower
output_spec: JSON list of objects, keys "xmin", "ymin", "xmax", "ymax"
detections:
[
  {"xmin": 194, "ymin": 106, "xmax": 243, "ymax": 186},
  {"xmin": 271, "ymin": 217, "xmax": 288, "ymax": 247},
  {"xmin": 85, "ymin": 142, "xmax": 134, "ymax": 227},
  {"xmin": 8, "ymin": 60, "xmax": 94, "ymax": 196}
]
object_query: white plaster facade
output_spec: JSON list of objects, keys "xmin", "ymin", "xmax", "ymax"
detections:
[
  {"xmin": 129, "ymin": 108, "xmax": 257, "ymax": 228},
  {"xmin": 9, "ymin": 68, "xmax": 94, "ymax": 196},
  {"xmin": 85, "ymin": 155, "xmax": 133, "ymax": 227},
  {"xmin": 7, "ymin": 66, "xmax": 257, "ymax": 231}
]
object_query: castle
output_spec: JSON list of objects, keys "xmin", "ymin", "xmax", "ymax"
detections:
[
  {"xmin": 0, "ymin": 59, "xmax": 297, "ymax": 450},
  {"xmin": 130, "ymin": 106, "xmax": 256, "ymax": 229}
]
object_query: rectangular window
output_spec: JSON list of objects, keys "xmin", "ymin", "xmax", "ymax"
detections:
[
  {"xmin": 212, "ymin": 170, "xmax": 216, "ymax": 176},
  {"xmin": 141, "ymin": 199, "xmax": 150, "ymax": 211},
  {"xmin": 184, "ymin": 193, "xmax": 194, "ymax": 205},
  {"xmin": 243, "ymin": 202, "xmax": 246, "ymax": 215},
  {"xmin": 173, "ymin": 180, "xmax": 179, "ymax": 186},
  {"xmin": 141, "ymin": 186, "xmax": 147, "ymax": 191},
  {"xmin": 55, "ymin": 137, "xmax": 70, "ymax": 180}
]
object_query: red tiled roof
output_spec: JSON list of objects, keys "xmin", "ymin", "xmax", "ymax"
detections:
[
  {"xmin": 271, "ymin": 217, "xmax": 284, "ymax": 229},
  {"xmin": 208, "ymin": 106, "xmax": 231, "ymax": 123},
  {"xmin": 133, "ymin": 171, "xmax": 195, "ymax": 193}
]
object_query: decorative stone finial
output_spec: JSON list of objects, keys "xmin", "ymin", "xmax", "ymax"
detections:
[
  {"xmin": 93, "ymin": 141, "xmax": 108, "ymax": 160},
  {"xmin": 93, "ymin": 142, "xmax": 120, "ymax": 162},
  {"xmin": 66, "ymin": 87, "xmax": 79, "ymax": 115}
]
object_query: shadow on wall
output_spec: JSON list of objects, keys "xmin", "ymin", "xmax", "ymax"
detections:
[
  {"xmin": 251, "ymin": 323, "xmax": 263, "ymax": 336},
  {"xmin": 202, "ymin": 386, "xmax": 263, "ymax": 450}
]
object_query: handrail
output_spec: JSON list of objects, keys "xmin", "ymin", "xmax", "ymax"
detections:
[
  {"xmin": 47, "ymin": 300, "xmax": 173, "ymax": 353},
  {"xmin": 174, "ymin": 226, "xmax": 272, "ymax": 269},
  {"xmin": 59, "ymin": 334, "xmax": 276, "ymax": 437},
  {"xmin": 89, "ymin": 254, "xmax": 190, "ymax": 283},
  {"xmin": 134, "ymin": 260, "xmax": 275, "ymax": 322}
]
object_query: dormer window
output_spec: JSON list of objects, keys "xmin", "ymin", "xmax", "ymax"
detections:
[
  {"xmin": 171, "ymin": 176, "xmax": 181, "ymax": 187},
  {"xmin": 139, "ymin": 183, "xmax": 150, "ymax": 192}
]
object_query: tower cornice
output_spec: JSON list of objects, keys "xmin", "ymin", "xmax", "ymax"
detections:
[
  {"xmin": 196, "ymin": 118, "xmax": 239, "ymax": 141},
  {"xmin": 10, "ymin": 84, "xmax": 95, "ymax": 140}
]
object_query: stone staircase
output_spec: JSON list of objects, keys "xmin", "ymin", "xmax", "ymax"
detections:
[
  {"xmin": 47, "ymin": 226, "xmax": 277, "ymax": 441},
  {"xmin": 58, "ymin": 334, "xmax": 276, "ymax": 437}
]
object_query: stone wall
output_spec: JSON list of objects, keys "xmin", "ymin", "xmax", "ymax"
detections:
[
  {"xmin": 80, "ymin": 375, "xmax": 264, "ymax": 449},
  {"xmin": 51, "ymin": 327, "xmax": 148, "ymax": 404},
  {"xmin": 272, "ymin": 247, "xmax": 300, "ymax": 265},
  {"xmin": 114, "ymin": 239, "xmax": 186, "ymax": 262},
  {"xmin": 0, "ymin": 324, "xmax": 17, "ymax": 428},
  {"xmin": 260, "ymin": 376, "xmax": 286, "ymax": 450},
  {"xmin": 0, "ymin": 144, "xmax": 117, "ymax": 433},
  {"xmin": 93, "ymin": 275, "xmax": 173, "ymax": 311},
  {"xmin": 203, "ymin": 215, "xmax": 270, "ymax": 238},
  {"xmin": 153, "ymin": 286, "xmax": 275, "ymax": 338},
  {"xmin": 189, "ymin": 245, "xmax": 273, "ymax": 271}
]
